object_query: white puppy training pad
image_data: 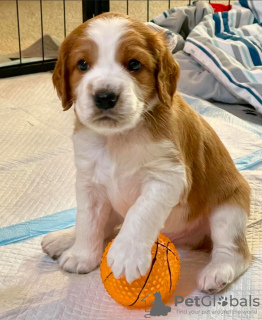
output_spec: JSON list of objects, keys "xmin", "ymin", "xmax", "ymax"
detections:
[
  {"xmin": 0, "ymin": 232, "xmax": 261, "ymax": 320},
  {"xmin": 0, "ymin": 73, "xmax": 261, "ymax": 319},
  {"xmin": 0, "ymin": 73, "xmax": 76, "ymax": 228}
]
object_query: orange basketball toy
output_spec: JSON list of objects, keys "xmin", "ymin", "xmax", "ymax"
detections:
[{"xmin": 100, "ymin": 234, "xmax": 180, "ymax": 308}]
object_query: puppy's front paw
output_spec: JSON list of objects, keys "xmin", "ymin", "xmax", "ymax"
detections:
[
  {"xmin": 107, "ymin": 236, "xmax": 152, "ymax": 283},
  {"xmin": 58, "ymin": 246, "xmax": 101, "ymax": 274}
]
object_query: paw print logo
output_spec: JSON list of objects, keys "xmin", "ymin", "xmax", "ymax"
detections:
[{"xmin": 218, "ymin": 296, "xmax": 228, "ymax": 307}]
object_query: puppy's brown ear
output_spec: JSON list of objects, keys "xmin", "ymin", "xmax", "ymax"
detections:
[
  {"xmin": 155, "ymin": 33, "xmax": 180, "ymax": 106},
  {"xmin": 52, "ymin": 43, "xmax": 73, "ymax": 111}
]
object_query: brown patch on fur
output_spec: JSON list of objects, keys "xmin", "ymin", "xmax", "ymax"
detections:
[
  {"xmin": 117, "ymin": 30, "xmax": 156, "ymax": 106},
  {"xmin": 52, "ymin": 22, "xmax": 98, "ymax": 110},
  {"xmin": 153, "ymin": 32, "xmax": 180, "ymax": 106},
  {"xmin": 116, "ymin": 16, "xmax": 179, "ymax": 107},
  {"xmin": 145, "ymin": 92, "xmax": 251, "ymax": 222}
]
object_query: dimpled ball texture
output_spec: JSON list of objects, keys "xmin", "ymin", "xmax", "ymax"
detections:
[{"xmin": 100, "ymin": 234, "xmax": 180, "ymax": 308}]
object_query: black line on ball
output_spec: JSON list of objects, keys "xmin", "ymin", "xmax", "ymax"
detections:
[
  {"xmin": 129, "ymin": 239, "xmax": 159, "ymax": 306},
  {"xmin": 166, "ymin": 242, "xmax": 172, "ymax": 292},
  {"xmin": 104, "ymin": 271, "xmax": 113, "ymax": 282},
  {"xmin": 155, "ymin": 241, "xmax": 179, "ymax": 261}
]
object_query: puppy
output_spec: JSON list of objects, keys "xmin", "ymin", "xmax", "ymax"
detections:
[{"xmin": 42, "ymin": 12, "xmax": 251, "ymax": 294}]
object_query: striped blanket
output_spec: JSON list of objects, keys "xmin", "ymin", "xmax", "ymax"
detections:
[{"xmin": 153, "ymin": 0, "xmax": 262, "ymax": 113}]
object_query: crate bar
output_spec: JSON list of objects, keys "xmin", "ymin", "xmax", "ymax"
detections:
[
  {"xmin": 127, "ymin": 0, "xmax": 129, "ymax": 15},
  {"xmin": 15, "ymin": 0, "xmax": 22, "ymax": 64},
  {"xmin": 95, "ymin": 0, "xmax": 109, "ymax": 16},
  {"xmin": 82, "ymin": 0, "xmax": 95, "ymax": 21},
  {"xmin": 39, "ymin": 0, "xmax": 45, "ymax": 60},
  {"xmin": 147, "ymin": 0, "xmax": 149, "ymax": 22},
  {"xmin": 82, "ymin": 0, "xmax": 110, "ymax": 22},
  {"xmin": 63, "ymin": 0, "xmax": 66, "ymax": 38}
]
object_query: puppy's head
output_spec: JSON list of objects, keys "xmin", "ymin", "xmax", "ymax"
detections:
[{"xmin": 53, "ymin": 12, "xmax": 179, "ymax": 135}]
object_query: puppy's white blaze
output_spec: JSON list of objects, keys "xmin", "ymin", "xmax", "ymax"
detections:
[
  {"xmin": 86, "ymin": 17, "xmax": 128, "ymax": 83},
  {"xmin": 88, "ymin": 17, "xmax": 128, "ymax": 66}
]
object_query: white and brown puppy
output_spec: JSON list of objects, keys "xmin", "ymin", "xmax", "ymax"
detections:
[{"xmin": 41, "ymin": 12, "xmax": 251, "ymax": 294}]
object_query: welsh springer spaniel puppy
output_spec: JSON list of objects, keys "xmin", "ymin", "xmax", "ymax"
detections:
[{"xmin": 42, "ymin": 12, "xmax": 251, "ymax": 294}]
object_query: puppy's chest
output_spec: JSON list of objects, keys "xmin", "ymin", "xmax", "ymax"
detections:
[
  {"xmin": 91, "ymin": 144, "xmax": 146, "ymax": 215},
  {"xmin": 75, "ymin": 132, "xmax": 179, "ymax": 216}
]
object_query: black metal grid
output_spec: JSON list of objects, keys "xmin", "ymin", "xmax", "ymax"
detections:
[
  {"xmin": 0, "ymin": 0, "xmax": 231, "ymax": 78},
  {"xmin": 0, "ymin": 0, "xmax": 94, "ymax": 78}
]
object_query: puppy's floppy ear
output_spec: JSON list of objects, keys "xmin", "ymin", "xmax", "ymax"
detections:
[
  {"xmin": 52, "ymin": 42, "xmax": 73, "ymax": 111},
  {"xmin": 154, "ymin": 32, "xmax": 180, "ymax": 106}
]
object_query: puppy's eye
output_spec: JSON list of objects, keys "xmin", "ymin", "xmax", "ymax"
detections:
[
  {"xmin": 127, "ymin": 59, "xmax": 141, "ymax": 72},
  {"xmin": 77, "ymin": 60, "xmax": 89, "ymax": 71}
]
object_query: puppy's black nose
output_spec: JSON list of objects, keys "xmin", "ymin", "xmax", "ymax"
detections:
[{"xmin": 94, "ymin": 91, "xmax": 119, "ymax": 110}]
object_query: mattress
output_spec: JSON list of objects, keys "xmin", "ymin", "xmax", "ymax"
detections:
[{"xmin": 0, "ymin": 73, "xmax": 261, "ymax": 320}]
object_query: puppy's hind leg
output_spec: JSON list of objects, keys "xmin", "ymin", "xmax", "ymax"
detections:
[{"xmin": 198, "ymin": 204, "xmax": 251, "ymax": 294}]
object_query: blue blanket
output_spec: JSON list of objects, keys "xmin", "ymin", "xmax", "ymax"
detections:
[
  {"xmin": 184, "ymin": 0, "xmax": 262, "ymax": 113},
  {"xmin": 152, "ymin": 0, "xmax": 262, "ymax": 113}
]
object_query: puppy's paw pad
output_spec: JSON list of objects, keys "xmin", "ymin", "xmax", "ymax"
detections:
[{"xmin": 198, "ymin": 262, "xmax": 234, "ymax": 294}]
